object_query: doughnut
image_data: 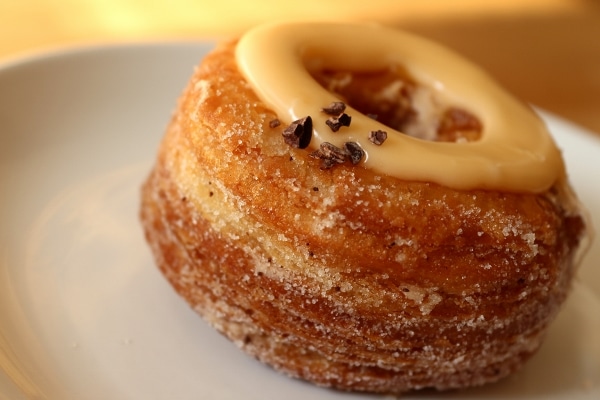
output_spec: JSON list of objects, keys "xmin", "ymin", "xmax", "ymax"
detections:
[{"xmin": 140, "ymin": 22, "xmax": 590, "ymax": 393}]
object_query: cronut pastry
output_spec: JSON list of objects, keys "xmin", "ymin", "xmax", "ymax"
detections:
[{"xmin": 140, "ymin": 33, "xmax": 588, "ymax": 393}]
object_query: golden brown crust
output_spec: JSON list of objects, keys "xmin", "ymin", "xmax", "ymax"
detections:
[{"xmin": 140, "ymin": 41, "xmax": 587, "ymax": 393}]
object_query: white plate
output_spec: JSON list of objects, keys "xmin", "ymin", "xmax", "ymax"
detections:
[{"xmin": 0, "ymin": 43, "xmax": 599, "ymax": 400}]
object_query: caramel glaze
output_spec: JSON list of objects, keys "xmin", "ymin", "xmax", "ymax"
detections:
[{"xmin": 235, "ymin": 22, "xmax": 565, "ymax": 193}]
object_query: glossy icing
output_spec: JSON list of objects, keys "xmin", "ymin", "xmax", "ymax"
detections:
[{"xmin": 235, "ymin": 22, "xmax": 564, "ymax": 192}]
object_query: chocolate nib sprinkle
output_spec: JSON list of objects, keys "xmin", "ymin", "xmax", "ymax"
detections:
[
  {"xmin": 321, "ymin": 101, "xmax": 346, "ymax": 116},
  {"xmin": 316, "ymin": 142, "xmax": 347, "ymax": 163},
  {"xmin": 326, "ymin": 113, "xmax": 352, "ymax": 132},
  {"xmin": 344, "ymin": 142, "xmax": 364, "ymax": 165},
  {"xmin": 310, "ymin": 142, "xmax": 347, "ymax": 169},
  {"xmin": 269, "ymin": 118, "xmax": 281, "ymax": 128},
  {"xmin": 282, "ymin": 116, "xmax": 312, "ymax": 149},
  {"xmin": 310, "ymin": 141, "xmax": 364, "ymax": 169},
  {"xmin": 369, "ymin": 130, "xmax": 388, "ymax": 145}
]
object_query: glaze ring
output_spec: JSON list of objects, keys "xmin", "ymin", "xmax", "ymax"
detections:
[{"xmin": 236, "ymin": 22, "xmax": 564, "ymax": 192}]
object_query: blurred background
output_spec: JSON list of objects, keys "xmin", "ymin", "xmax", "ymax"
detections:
[{"xmin": 1, "ymin": 0, "xmax": 599, "ymax": 134}]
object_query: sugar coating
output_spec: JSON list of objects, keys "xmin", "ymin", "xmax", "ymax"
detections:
[{"xmin": 139, "ymin": 40, "xmax": 588, "ymax": 393}]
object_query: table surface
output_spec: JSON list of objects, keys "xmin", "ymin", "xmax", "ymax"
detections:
[{"xmin": 1, "ymin": 0, "xmax": 599, "ymax": 135}]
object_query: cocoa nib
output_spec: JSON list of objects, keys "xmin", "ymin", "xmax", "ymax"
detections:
[
  {"xmin": 282, "ymin": 116, "xmax": 312, "ymax": 149},
  {"xmin": 321, "ymin": 101, "xmax": 346, "ymax": 116},
  {"xmin": 311, "ymin": 142, "xmax": 347, "ymax": 166},
  {"xmin": 344, "ymin": 142, "xmax": 364, "ymax": 165},
  {"xmin": 269, "ymin": 118, "xmax": 281, "ymax": 128},
  {"xmin": 368, "ymin": 130, "xmax": 388, "ymax": 145},
  {"xmin": 326, "ymin": 113, "xmax": 352, "ymax": 132},
  {"xmin": 310, "ymin": 141, "xmax": 364, "ymax": 169}
]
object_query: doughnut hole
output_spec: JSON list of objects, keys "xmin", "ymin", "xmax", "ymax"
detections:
[{"xmin": 311, "ymin": 66, "xmax": 482, "ymax": 142}]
